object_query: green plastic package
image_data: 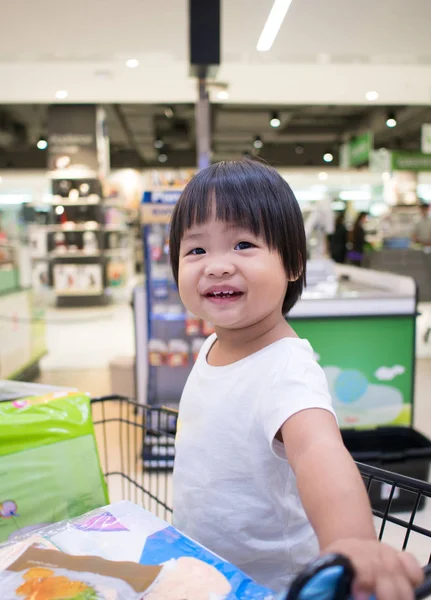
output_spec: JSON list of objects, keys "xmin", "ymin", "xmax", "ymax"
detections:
[{"xmin": 0, "ymin": 392, "xmax": 109, "ymax": 543}]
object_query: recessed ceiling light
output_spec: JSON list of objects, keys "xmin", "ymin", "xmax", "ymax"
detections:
[
  {"xmin": 323, "ymin": 152, "xmax": 334, "ymax": 163},
  {"xmin": 270, "ymin": 111, "xmax": 281, "ymax": 128},
  {"xmin": 319, "ymin": 172, "xmax": 328, "ymax": 181},
  {"xmin": 365, "ymin": 90, "xmax": 379, "ymax": 101},
  {"xmin": 217, "ymin": 90, "xmax": 229, "ymax": 100},
  {"xmin": 158, "ymin": 153, "xmax": 168, "ymax": 163},
  {"xmin": 295, "ymin": 145, "xmax": 304, "ymax": 154},
  {"xmin": 257, "ymin": 0, "xmax": 294, "ymax": 52},
  {"xmin": 126, "ymin": 58, "xmax": 139, "ymax": 68},
  {"xmin": 164, "ymin": 107, "xmax": 174, "ymax": 118},
  {"xmin": 55, "ymin": 90, "xmax": 68, "ymax": 100},
  {"xmin": 37, "ymin": 138, "xmax": 48, "ymax": 150},
  {"xmin": 154, "ymin": 138, "xmax": 164, "ymax": 149},
  {"xmin": 55, "ymin": 205, "xmax": 65, "ymax": 215}
]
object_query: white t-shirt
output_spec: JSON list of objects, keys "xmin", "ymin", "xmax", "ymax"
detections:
[{"xmin": 173, "ymin": 334, "xmax": 336, "ymax": 592}]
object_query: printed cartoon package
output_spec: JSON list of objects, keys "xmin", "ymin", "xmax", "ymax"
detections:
[
  {"xmin": 0, "ymin": 392, "xmax": 108, "ymax": 543},
  {"xmin": 0, "ymin": 501, "xmax": 276, "ymax": 600},
  {"xmin": 0, "ymin": 546, "xmax": 162, "ymax": 599},
  {"xmin": 0, "ymin": 545, "xmax": 246, "ymax": 600}
]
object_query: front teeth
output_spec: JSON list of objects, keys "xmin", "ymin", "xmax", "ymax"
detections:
[{"xmin": 212, "ymin": 291, "xmax": 234, "ymax": 296}]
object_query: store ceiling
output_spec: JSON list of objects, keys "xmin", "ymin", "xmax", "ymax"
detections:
[
  {"xmin": 0, "ymin": 0, "xmax": 431, "ymax": 104},
  {"xmin": 1, "ymin": 103, "xmax": 431, "ymax": 169}
]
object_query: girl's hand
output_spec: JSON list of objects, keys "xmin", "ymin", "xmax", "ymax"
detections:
[{"xmin": 322, "ymin": 539, "xmax": 424, "ymax": 600}]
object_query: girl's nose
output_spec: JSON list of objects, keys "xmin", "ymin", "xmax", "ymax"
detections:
[{"xmin": 204, "ymin": 258, "xmax": 236, "ymax": 278}]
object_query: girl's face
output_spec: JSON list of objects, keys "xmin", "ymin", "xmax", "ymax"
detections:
[{"xmin": 178, "ymin": 214, "xmax": 288, "ymax": 331}]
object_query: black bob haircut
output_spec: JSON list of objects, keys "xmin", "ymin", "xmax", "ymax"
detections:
[{"xmin": 169, "ymin": 159, "xmax": 307, "ymax": 315}]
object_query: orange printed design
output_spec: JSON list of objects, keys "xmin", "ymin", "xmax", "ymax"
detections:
[{"xmin": 16, "ymin": 567, "xmax": 97, "ymax": 599}]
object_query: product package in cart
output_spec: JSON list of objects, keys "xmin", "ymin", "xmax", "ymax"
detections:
[
  {"xmin": 0, "ymin": 501, "xmax": 276, "ymax": 600},
  {"xmin": 0, "ymin": 392, "xmax": 108, "ymax": 544}
]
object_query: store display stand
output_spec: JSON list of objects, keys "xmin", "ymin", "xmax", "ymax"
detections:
[
  {"xmin": 138, "ymin": 186, "xmax": 208, "ymax": 468},
  {"xmin": 28, "ymin": 180, "xmax": 132, "ymax": 307}
]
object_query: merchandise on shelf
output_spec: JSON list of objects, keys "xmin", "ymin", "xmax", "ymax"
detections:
[
  {"xmin": 141, "ymin": 188, "xmax": 219, "ymax": 409},
  {"xmin": 28, "ymin": 177, "xmax": 134, "ymax": 303}
]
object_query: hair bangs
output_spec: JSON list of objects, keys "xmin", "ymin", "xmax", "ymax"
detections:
[
  {"xmin": 173, "ymin": 161, "xmax": 281, "ymax": 254},
  {"xmin": 169, "ymin": 159, "xmax": 307, "ymax": 314}
]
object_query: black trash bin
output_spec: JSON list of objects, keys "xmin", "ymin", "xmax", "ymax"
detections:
[{"xmin": 342, "ymin": 427, "xmax": 431, "ymax": 512}]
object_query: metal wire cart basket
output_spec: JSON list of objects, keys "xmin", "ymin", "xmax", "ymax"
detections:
[{"xmin": 91, "ymin": 395, "xmax": 431, "ymax": 567}]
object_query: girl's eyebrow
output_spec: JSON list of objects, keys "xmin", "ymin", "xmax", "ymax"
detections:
[{"xmin": 182, "ymin": 231, "xmax": 206, "ymax": 241}]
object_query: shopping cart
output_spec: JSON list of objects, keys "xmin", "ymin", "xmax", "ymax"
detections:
[{"xmin": 91, "ymin": 395, "xmax": 431, "ymax": 599}]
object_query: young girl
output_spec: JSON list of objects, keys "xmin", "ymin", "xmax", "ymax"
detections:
[{"xmin": 169, "ymin": 159, "xmax": 422, "ymax": 599}]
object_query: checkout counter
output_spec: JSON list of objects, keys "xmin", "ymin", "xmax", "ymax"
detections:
[
  {"xmin": 0, "ymin": 245, "xmax": 47, "ymax": 380},
  {"xmin": 291, "ymin": 261, "xmax": 416, "ymax": 429}
]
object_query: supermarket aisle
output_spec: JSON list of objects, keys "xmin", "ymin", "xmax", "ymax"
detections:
[{"xmin": 37, "ymin": 300, "xmax": 135, "ymax": 396}]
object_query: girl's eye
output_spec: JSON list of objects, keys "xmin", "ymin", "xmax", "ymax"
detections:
[
  {"xmin": 235, "ymin": 241, "xmax": 254, "ymax": 250},
  {"xmin": 188, "ymin": 247, "xmax": 206, "ymax": 255}
]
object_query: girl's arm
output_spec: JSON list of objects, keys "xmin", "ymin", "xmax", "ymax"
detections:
[
  {"xmin": 282, "ymin": 409, "xmax": 375, "ymax": 545},
  {"xmin": 281, "ymin": 408, "xmax": 423, "ymax": 599}
]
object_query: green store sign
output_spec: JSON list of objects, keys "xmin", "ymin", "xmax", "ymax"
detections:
[
  {"xmin": 349, "ymin": 132, "xmax": 373, "ymax": 166},
  {"xmin": 391, "ymin": 151, "xmax": 431, "ymax": 172},
  {"xmin": 341, "ymin": 132, "xmax": 373, "ymax": 168}
]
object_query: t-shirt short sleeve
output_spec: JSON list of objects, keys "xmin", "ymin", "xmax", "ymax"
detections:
[{"xmin": 258, "ymin": 348, "xmax": 337, "ymax": 460}]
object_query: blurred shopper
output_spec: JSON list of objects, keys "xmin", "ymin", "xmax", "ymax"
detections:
[
  {"xmin": 328, "ymin": 212, "xmax": 348, "ymax": 263},
  {"xmin": 348, "ymin": 211, "xmax": 367, "ymax": 266},
  {"xmin": 412, "ymin": 203, "xmax": 431, "ymax": 247}
]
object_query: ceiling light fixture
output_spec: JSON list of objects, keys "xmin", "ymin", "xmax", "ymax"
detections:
[
  {"xmin": 55, "ymin": 206, "xmax": 65, "ymax": 215},
  {"xmin": 37, "ymin": 137, "xmax": 48, "ymax": 151},
  {"xmin": 323, "ymin": 152, "xmax": 334, "ymax": 163},
  {"xmin": 55, "ymin": 90, "xmax": 68, "ymax": 100},
  {"xmin": 386, "ymin": 112, "xmax": 397, "ymax": 128},
  {"xmin": 257, "ymin": 0, "xmax": 294, "ymax": 52},
  {"xmin": 217, "ymin": 90, "xmax": 229, "ymax": 101},
  {"xmin": 295, "ymin": 145, "xmax": 304, "ymax": 155},
  {"xmin": 154, "ymin": 137, "xmax": 164, "ymax": 149},
  {"xmin": 158, "ymin": 153, "xmax": 168, "ymax": 163},
  {"xmin": 126, "ymin": 58, "xmax": 139, "ymax": 68},
  {"xmin": 365, "ymin": 90, "xmax": 379, "ymax": 101},
  {"xmin": 253, "ymin": 135, "xmax": 263, "ymax": 149},
  {"xmin": 164, "ymin": 107, "xmax": 174, "ymax": 118},
  {"xmin": 270, "ymin": 112, "xmax": 281, "ymax": 128}
]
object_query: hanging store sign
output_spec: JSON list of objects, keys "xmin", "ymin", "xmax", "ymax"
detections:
[
  {"xmin": 48, "ymin": 105, "xmax": 109, "ymax": 177},
  {"xmin": 391, "ymin": 151, "xmax": 431, "ymax": 172},
  {"xmin": 421, "ymin": 124, "xmax": 431, "ymax": 154},
  {"xmin": 340, "ymin": 132, "xmax": 373, "ymax": 168},
  {"xmin": 349, "ymin": 132, "xmax": 373, "ymax": 167}
]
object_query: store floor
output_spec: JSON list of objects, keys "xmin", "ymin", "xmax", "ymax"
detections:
[
  {"xmin": 35, "ymin": 299, "xmax": 431, "ymax": 561},
  {"xmin": 37, "ymin": 301, "xmax": 136, "ymax": 396}
]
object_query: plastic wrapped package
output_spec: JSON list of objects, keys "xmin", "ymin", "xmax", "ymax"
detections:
[
  {"xmin": 0, "ymin": 392, "xmax": 108, "ymax": 544},
  {"xmin": 0, "ymin": 501, "xmax": 276, "ymax": 599}
]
